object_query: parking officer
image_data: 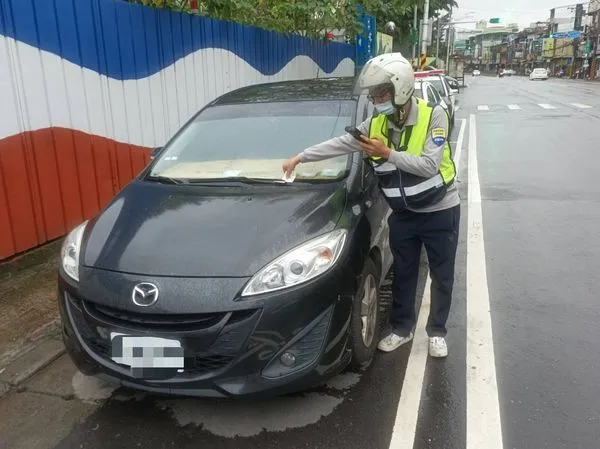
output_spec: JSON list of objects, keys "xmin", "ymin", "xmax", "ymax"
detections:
[{"xmin": 282, "ymin": 53, "xmax": 459, "ymax": 358}]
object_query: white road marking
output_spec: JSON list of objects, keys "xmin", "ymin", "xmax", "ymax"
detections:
[
  {"xmin": 467, "ymin": 114, "xmax": 504, "ymax": 449},
  {"xmin": 571, "ymin": 103, "xmax": 591, "ymax": 109},
  {"xmin": 507, "ymin": 104, "xmax": 520, "ymax": 110},
  {"xmin": 387, "ymin": 275, "xmax": 432, "ymax": 449},
  {"xmin": 454, "ymin": 118, "xmax": 466, "ymax": 179},
  {"xmin": 477, "ymin": 105, "xmax": 489, "ymax": 111},
  {"xmin": 538, "ymin": 103, "xmax": 556, "ymax": 109}
]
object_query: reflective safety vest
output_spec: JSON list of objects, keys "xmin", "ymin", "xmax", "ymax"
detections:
[{"xmin": 367, "ymin": 98, "xmax": 456, "ymax": 212}]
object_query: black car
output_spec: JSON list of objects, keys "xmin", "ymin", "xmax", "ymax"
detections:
[{"xmin": 57, "ymin": 77, "xmax": 394, "ymax": 398}]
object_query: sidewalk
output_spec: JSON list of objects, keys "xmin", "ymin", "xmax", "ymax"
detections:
[{"xmin": 0, "ymin": 240, "xmax": 63, "ymax": 372}]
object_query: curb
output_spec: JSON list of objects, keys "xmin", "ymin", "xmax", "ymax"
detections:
[
  {"xmin": 0, "ymin": 334, "xmax": 65, "ymax": 399},
  {"xmin": 0, "ymin": 318, "xmax": 61, "ymax": 368}
]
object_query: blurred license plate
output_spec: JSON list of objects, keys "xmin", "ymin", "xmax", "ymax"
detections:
[{"xmin": 110, "ymin": 333, "xmax": 184, "ymax": 370}]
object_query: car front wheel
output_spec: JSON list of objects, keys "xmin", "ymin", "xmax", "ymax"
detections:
[{"xmin": 348, "ymin": 258, "xmax": 381, "ymax": 368}]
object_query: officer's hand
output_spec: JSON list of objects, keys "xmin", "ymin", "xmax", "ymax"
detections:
[
  {"xmin": 360, "ymin": 137, "xmax": 391, "ymax": 159},
  {"xmin": 282, "ymin": 156, "xmax": 301, "ymax": 177}
]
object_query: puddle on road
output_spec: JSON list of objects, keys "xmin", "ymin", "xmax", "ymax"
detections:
[
  {"xmin": 71, "ymin": 370, "xmax": 364, "ymax": 437},
  {"xmin": 324, "ymin": 372, "xmax": 361, "ymax": 391},
  {"xmin": 155, "ymin": 371, "xmax": 363, "ymax": 437},
  {"xmin": 157, "ymin": 392, "xmax": 343, "ymax": 437}
]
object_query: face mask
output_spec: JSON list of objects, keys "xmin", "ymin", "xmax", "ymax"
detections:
[{"xmin": 374, "ymin": 101, "xmax": 396, "ymax": 116}]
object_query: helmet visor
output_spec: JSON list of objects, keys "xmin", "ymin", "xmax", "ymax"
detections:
[{"xmin": 352, "ymin": 62, "xmax": 396, "ymax": 97}]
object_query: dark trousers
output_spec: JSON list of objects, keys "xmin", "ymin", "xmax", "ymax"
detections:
[{"xmin": 388, "ymin": 204, "xmax": 460, "ymax": 337}]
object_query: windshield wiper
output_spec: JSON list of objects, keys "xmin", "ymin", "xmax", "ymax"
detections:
[
  {"xmin": 145, "ymin": 175, "xmax": 188, "ymax": 185},
  {"xmin": 187, "ymin": 177, "xmax": 293, "ymax": 185}
]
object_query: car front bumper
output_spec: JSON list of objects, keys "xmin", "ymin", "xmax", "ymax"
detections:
[{"xmin": 57, "ymin": 262, "xmax": 358, "ymax": 398}]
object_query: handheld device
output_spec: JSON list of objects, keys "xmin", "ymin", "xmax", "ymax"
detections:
[{"xmin": 345, "ymin": 126, "xmax": 368, "ymax": 142}]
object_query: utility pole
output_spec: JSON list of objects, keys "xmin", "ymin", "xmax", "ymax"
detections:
[
  {"xmin": 435, "ymin": 16, "xmax": 441, "ymax": 61},
  {"xmin": 445, "ymin": 25, "xmax": 453, "ymax": 72},
  {"xmin": 421, "ymin": 0, "xmax": 430, "ymax": 56},
  {"xmin": 412, "ymin": 5, "xmax": 418, "ymax": 60}
]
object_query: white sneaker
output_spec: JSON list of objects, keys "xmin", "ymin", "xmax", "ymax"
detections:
[
  {"xmin": 429, "ymin": 336, "xmax": 448, "ymax": 357},
  {"xmin": 377, "ymin": 332, "xmax": 414, "ymax": 352}
]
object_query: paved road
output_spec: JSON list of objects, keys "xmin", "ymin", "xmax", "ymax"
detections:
[{"xmin": 1, "ymin": 75, "xmax": 599, "ymax": 449}]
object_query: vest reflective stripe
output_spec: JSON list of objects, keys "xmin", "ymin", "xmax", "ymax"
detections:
[
  {"xmin": 381, "ymin": 187, "xmax": 402, "ymax": 197},
  {"xmin": 404, "ymin": 173, "xmax": 444, "ymax": 196},
  {"xmin": 373, "ymin": 162, "xmax": 398, "ymax": 174},
  {"xmin": 367, "ymin": 98, "xmax": 456, "ymax": 211},
  {"xmin": 381, "ymin": 174, "xmax": 443, "ymax": 198}
]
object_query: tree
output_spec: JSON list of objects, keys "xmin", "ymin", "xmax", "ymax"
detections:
[
  {"xmin": 361, "ymin": 0, "xmax": 457, "ymax": 44},
  {"xmin": 126, "ymin": 0, "xmax": 364, "ymax": 40},
  {"xmin": 125, "ymin": 0, "xmax": 458, "ymax": 44}
]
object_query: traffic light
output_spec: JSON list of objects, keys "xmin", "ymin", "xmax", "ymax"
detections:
[{"xmin": 574, "ymin": 3, "xmax": 584, "ymax": 31}]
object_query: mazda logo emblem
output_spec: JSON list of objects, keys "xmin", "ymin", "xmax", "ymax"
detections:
[{"xmin": 132, "ymin": 282, "xmax": 159, "ymax": 307}]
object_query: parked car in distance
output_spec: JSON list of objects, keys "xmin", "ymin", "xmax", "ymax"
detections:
[
  {"xmin": 57, "ymin": 77, "xmax": 395, "ymax": 399},
  {"xmin": 414, "ymin": 72, "xmax": 456, "ymax": 130},
  {"xmin": 529, "ymin": 68, "xmax": 549, "ymax": 81},
  {"xmin": 414, "ymin": 79, "xmax": 453, "ymax": 132},
  {"xmin": 472, "ymin": 69, "xmax": 481, "ymax": 76}
]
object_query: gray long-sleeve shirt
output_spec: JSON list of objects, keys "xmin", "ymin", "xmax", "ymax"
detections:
[{"xmin": 296, "ymin": 97, "xmax": 460, "ymax": 213}]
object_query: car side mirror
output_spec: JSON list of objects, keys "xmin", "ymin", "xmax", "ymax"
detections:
[
  {"xmin": 447, "ymin": 80, "xmax": 459, "ymax": 91},
  {"xmin": 150, "ymin": 146, "xmax": 163, "ymax": 160}
]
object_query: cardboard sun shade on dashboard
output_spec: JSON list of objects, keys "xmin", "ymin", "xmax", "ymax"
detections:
[{"xmin": 159, "ymin": 158, "xmax": 349, "ymax": 180}]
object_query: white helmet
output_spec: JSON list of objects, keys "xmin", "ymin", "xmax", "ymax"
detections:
[{"xmin": 354, "ymin": 53, "xmax": 415, "ymax": 106}]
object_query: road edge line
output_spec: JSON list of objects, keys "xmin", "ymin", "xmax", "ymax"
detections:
[
  {"xmin": 454, "ymin": 118, "xmax": 466, "ymax": 179},
  {"xmin": 387, "ymin": 275, "xmax": 432, "ymax": 449},
  {"xmin": 466, "ymin": 113, "xmax": 504, "ymax": 449}
]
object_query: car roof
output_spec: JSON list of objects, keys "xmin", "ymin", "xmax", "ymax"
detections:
[
  {"xmin": 210, "ymin": 77, "xmax": 358, "ymax": 105},
  {"xmin": 415, "ymin": 69, "xmax": 445, "ymax": 78},
  {"xmin": 421, "ymin": 75, "xmax": 444, "ymax": 81}
]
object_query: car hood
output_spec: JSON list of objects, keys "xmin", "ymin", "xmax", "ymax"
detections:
[{"xmin": 81, "ymin": 180, "xmax": 348, "ymax": 277}]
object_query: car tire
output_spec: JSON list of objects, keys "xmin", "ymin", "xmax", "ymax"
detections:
[{"xmin": 348, "ymin": 258, "xmax": 381, "ymax": 369}]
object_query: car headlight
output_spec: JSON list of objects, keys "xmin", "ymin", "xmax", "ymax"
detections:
[
  {"xmin": 241, "ymin": 229, "xmax": 348, "ymax": 297},
  {"xmin": 60, "ymin": 221, "xmax": 88, "ymax": 282}
]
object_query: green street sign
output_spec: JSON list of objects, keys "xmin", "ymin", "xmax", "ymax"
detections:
[{"xmin": 489, "ymin": 17, "xmax": 500, "ymax": 24}]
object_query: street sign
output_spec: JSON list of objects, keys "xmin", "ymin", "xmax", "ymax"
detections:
[
  {"xmin": 551, "ymin": 31, "xmax": 581, "ymax": 39},
  {"xmin": 355, "ymin": 5, "xmax": 376, "ymax": 70},
  {"xmin": 411, "ymin": 27, "xmax": 418, "ymax": 45},
  {"xmin": 489, "ymin": 17, "xmax": 500, "ymax": 24}
]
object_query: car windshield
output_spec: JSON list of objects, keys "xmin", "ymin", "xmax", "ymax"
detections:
[
  {"xmin": 534, "ymin": 69, "xmax": 546, "ymax": 73},
  {"xmin": 149, "ymin": 100, "xmax": 354, "ymax": 182},
  {"xmin": 424, "ymin": 77, "xmax": 446, "ymax": 97}
]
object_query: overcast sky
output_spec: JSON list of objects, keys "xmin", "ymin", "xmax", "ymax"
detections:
[{"xmin": 453, "ymin": 0, "xmax": 578, "ymax": 29}]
